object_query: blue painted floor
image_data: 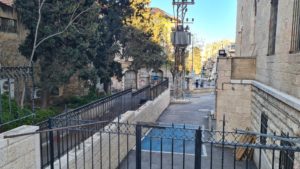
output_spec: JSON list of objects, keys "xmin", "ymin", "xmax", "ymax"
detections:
[{"xmin": 141, "ymin": 125, "xmax": 206, "ymax": 155}]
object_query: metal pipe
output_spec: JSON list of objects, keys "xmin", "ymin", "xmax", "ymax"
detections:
[{"xmin": 4, "ymin": 120, "xmax": 108, "ymax": 138}]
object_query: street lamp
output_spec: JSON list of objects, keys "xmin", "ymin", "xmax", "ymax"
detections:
[{"xmin": 219, "ymin": 49, "xmax": 227, "ymax": 57}]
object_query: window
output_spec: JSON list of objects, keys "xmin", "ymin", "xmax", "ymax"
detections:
[
  {"xmin": 0, "ymin": 17, "xmax": 17, "ymax": 33},
  {"xmin": 290, "ymin": 0, "xmax": 300, "ymax": 53},
  {"xmin": 260, "ymin": 112, "xmax": 268, "ymax": 145},
  {"xmin": 267, "ymin": 0, "xmax": 279, "ymax": 55},
  {"xmin": 279, "ymin": 133, "xmax": 294, "ymax": 169}
]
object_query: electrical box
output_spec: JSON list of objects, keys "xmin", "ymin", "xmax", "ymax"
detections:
[{"xmin": 171, "ymin": 31, "xmax": 192, "ymax": 46}]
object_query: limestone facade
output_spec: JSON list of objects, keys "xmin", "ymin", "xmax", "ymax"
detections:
[
  {"xmin": 111, "ymin": 56, "xmax": 169, "ymax": 91},
  {"xmin": 217, "ymin": 0, "xmax": 300, "ymax": 136},
  {"xmin": 236, "ymin": 0, "xmax": 300, "ymax": 98},
  {"xmin": 0, "ymin": 2, "xmax": 28, "ymax": 66},
  {"xmin": 233, "ymin": 0, "xmax": 300, "ymax": 137},
  {"xmin": 0, "ymin": 125, "xmax": 40, "ymax": 169},
  {"xmin": 216, "ymin": 0, "xmax": 300, "ymax": 168},
  {"xmin": 215, "ymin": 57, "xmax": 256, "ymax": 131}
]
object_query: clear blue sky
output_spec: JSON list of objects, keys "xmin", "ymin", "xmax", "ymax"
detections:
[{"xmin": 150, "ymin": 0, "xmax": 237, "ymax": 44}]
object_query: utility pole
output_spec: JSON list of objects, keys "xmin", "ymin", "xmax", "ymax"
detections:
[
  {"xmin": 192, "ymin": 34, "xmax": 194, "ymax": 75},
  {"xmin": 171, "ymin": 0, "xmax": 195, "ymax": 99}
]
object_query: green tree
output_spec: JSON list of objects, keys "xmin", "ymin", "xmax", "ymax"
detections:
[
  {"xmin": 120, "ymin": 0, "xmax": 167, "ymax": 72},
  {"xmin": 15, "ymin": 0, "xmax": 97, "ymax": 107},
  {"xmin": 186, "ymin": 47, "xmax": 203, "ymax": 75},
  {"xmin": 87, "ymin": 1, "xmax": 131, "ymax": 93}
]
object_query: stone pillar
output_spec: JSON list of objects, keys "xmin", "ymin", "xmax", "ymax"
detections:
[{"xmin": 0, "ymin": 125, "xmax": 40, "ymax": 169}]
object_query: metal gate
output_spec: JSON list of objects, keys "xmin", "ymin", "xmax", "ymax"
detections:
[
  {"xmin": 135, "ymin": 122, "xmax": 202, "ymax": 169},
  {"xmin": 134, "ymin": 122, "xmax": 300, "ymax": 169},
  {"xmin": 37, "ymin": 119, "xmax": 299, "ymax": 169}
]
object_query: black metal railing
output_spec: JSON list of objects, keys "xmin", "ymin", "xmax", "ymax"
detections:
[
  {"xmin": 131, "ymin": 85, "xmax": 151, "ymax": 110},
  {"xmin": 131, "ymin": 78, "xmax": 169, "ymax": 110},
  {"xmin": 39, "ymin": 78, "xmax": 169, "ymax": 168},
  {"xmin": 135, "ymin": 122, "xmax": 300, "ymax": 169},
  {"xmin": 150, "ymin": 78, "xmax": 169, "ymax": 100},
  {"xmin": 39, "ymin": 89, "xmax": 132, "ymax": 168},
  {"xmin": 37, "ymin": 119, "xmax": 136, "ymax": 169},
  {"xmin": 34, "ymin": 117, "xmax": 300, "ymax": 169}
]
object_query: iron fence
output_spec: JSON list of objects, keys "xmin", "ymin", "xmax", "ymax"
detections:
[
  {"xmin": 39, "ymin": 89, "xmax": 132, "ymax": 168},
  {"xmin": 42, "ymin": 119, "xmax": 137, "ymax": 169},
  {"xmin": 135, "ymin": 122, "xmax": 300, "ymax": 169},
  {"xmin": 39, "ymin": 79, "xmax": 169, "ymax": 168},
  {"xmin": 131, "ymin": 85, "xmax": 151, "ymax": 110},
  {"xmin": 150, "ymin": 78, "xmax": 169, "ymax": 100},
  {"xmin": 0, "ymin": 66, "xmax": 35, "ymax": 129},
  {"xmin": 32, "ymin": 118, "xmax": 300, "ymax": 169}
]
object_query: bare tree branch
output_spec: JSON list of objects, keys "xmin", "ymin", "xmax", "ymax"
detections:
[
  {"xmin": 28, "ymin": 1, "xmax": 94, "ymax": 65},
  {"xmin": 29, "ymin": 0, "xmax": 46, "ymax": 66},
  {"xmin": 35, "ymin": 6, "xmax": 93, "ymax": 49}
]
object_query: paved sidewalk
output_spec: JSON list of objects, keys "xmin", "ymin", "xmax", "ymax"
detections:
[{"xmin": 120, "ymin": 93, "xmax": 257, "ymax": 169}]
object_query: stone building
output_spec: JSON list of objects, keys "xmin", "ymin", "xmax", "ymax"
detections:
[
  {"xmin": 216, "ymin": 0, "xmax": 300, "ymax": 168},
  {"xmin": 110, "ymin": 55, "xmax": 169, "ymax": 92},
  {"xmin": 0, "ymin": 0, "xmax": 89, "ymax": 101},
  {"xmin": 111, "ymin": 8, "xmax": 174, "ymax": 92},
  {"xmin": 0, "ymin": 0, "xmax": 27, "ymax": 66}
]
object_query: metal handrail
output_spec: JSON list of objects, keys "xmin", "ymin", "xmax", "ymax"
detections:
[
  {"xmin": 132, "ymin": 85, "xmax": 150, "ymax": 96},
  {"xmin": 4, "ymin": 120, "xmax": 109, "ymax": 138},
  {"xmin": 37, "ymin": 89, "xmax": 132, "ymax": 128}
]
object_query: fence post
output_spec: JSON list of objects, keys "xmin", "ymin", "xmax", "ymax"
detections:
[
  {"xmin": 221, "ymin": 115, "xmax": 225, "ymax": 169},
  {"xmin": 136, "ymin": 124, "xmax": 142, "ymax": 169},
  {"xmin": 147, "ymin": 86, "xmax": 151, "ymax": 101},
  {"xmin": 156, "ymin": 85, "xmax": 158, "ymax": 98},
  {"xmin": 131, "ymin": 92, "xmax": 134, "ymax": 110},
  {"xmin": 167, "ymin": 78, "xmax": 169, "ymax": 88},
  {"xmin": 8, "ymin": 78, "xmax": 12, "ymax": 116},
  {"xmin": 48, "ymin": 118, "xmax": 55, "ymax": 169},
  {"xmin": 0, "ymin": 87, "xmax": 2, "ymax": 124},
  {"xmin": 195, "ymin": 127, "xmax": 202, "ymax": 169},
  {"xmin": 31, "ymin": 64, "xmax": 36, "ymax": 123}
]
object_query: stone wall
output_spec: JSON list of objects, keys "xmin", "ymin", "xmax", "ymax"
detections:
[
  {"xmin": 216, "ymin": 82, "xmax": 252, "ymax": 131},
  {"xmin": 216, "ymin": 57, "xmax": 255, "ymax": 131},
  {"xmin": 112, "ymin": 56, "xmax": 172, "ymax": 91},
  {"xmin": 229, "ymin": 0, "xmax": 300, "ymax": 168},
  {"xmin": 235, "ymin": 0, "xmax": 257, "ymax": 57},
  {"xmin": 216, "ymin": 55, "xmax": 300, "ymax": 168},
  {"xmin": 231, "ymin": 57, "xmax": 256, "ymax": 80},
  {"xmin": 0, "ymin": 5, "xmax": 28, "ymax": 66},
  {"xmin": 48, "ymin": 88, "xmax": 170, "ymax": 169},
  {"xmin": 251, "ymin": 82, "xmax": 300, "ymax": 169},
  {"xmin": 0, "ymin": 125, "xmax": 40, "ymax": 169},
  {"xmin": 236, "ymin": 0, "xmax": 300, "ymax": 99},
  {"xmin": 251, "ymin": 83, "xmax": 300, "ymax": 136}
]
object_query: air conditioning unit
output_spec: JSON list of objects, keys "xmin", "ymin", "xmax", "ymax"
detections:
[
  {"xmin": 0, "ymin": 79, "xmax": 15, "ymax": 99},
  {"xmin": 34, "ymin": 88, "xmax": 42, "ymax": 99}
]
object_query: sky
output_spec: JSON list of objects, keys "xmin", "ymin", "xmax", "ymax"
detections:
[{"xmin": 150, "ymin": 0, "xmax": 237, "ymax": 45}]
